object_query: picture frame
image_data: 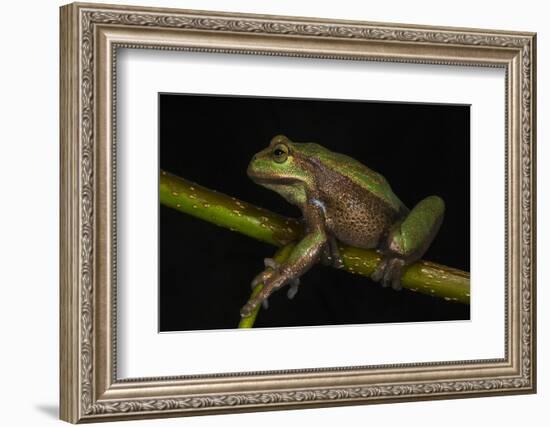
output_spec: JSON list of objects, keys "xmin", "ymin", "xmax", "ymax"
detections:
[{"xmin": 59, "ymin": 2, "xmax": 536, "ymax": 423}]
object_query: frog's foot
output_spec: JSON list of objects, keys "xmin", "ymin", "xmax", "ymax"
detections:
[
  {"xmin": 241, "ymin": 275, "xmax": 285, "ymax": 317},
  {"xmin": 259, "ymin": 258, "xmax": 301, "ymax": 301},
  {"xmin": 371, "ymin": 257, "xmax": 406, "ymax": 291},
  {"xmin": 242, "ymin": 262, "xmax": 296, "ymax": 318},
  {"xmin": 250, "ymin": 258, "xmax": 276, "ymax": 289},
  {"xmin": 247, "ymin": 257, "xmax": 298, "ymax": 312}
]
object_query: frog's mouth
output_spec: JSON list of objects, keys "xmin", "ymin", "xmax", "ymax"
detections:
[{"xmin": 247, "ymin": 169, "xmax": 297, "ymax": 186}]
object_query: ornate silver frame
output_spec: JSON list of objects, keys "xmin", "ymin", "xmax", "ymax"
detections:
[{"xmin": 60, "ymin": 2, "xmax": 536, "ymax": 423}]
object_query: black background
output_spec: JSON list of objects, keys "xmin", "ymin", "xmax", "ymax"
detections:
[{"xmin": 159, "ymin": 93, "xmax": 470, "ymax": 331}]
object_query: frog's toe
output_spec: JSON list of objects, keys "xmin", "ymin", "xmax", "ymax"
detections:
[
  {"xmin": 251, "ymin": 258, "xmax": 282, "ymax": 290},
  {"xmin": 382, "ymin": 258, "xmax": 405, "ymax": 290},
  {"xmin": 251, "ymin": 269, "xmax": 275, "ymax": 289},
  {"xmin": 286, "ymin": 278, "xmax": 300, "ymax": 300},
  {"xmin": 371, "ymin": 259, "xmax": 388, "ymax": 283},
  {"xmin": 392, "ymin": 276, "xmax": 403, "ymax": 291},
  {"xmin": 372, "ymin": 258, "xmax": 405, "ymax": 290},
  {"xmin": 264, "ymin": 257, "xmax": 279, "ymax": 270},
  {"xmin": 240, "ymin": 301, "xmax": 257, "ymax": 318}
]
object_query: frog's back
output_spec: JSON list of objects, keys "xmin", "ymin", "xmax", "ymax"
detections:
[{"xmin": 293, "ymin": 142, "xmax": 406, "ymax": 213}]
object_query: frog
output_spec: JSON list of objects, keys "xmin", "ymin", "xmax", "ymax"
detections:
[{"xmin": 240, "ymin": 134, "xmax": 445, "ymax": 318}]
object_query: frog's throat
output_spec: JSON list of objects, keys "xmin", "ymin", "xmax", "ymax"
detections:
[{"xmin": 259, "ymin": 180, "xmax": 308, "ymax": 209}]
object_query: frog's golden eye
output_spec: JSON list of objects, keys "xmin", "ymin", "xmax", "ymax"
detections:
[{"xmin": 272, "ymin": 144, "xmax": 289, "ymax": 163}]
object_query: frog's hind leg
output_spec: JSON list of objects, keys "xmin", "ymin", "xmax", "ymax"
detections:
[
  {"xmin": 263, "ymin": 257, "xmax": 301, "ymax": 302},
  {"xmin": 372, "ymin": 195, "xmax": 445, "ymax": 290}
]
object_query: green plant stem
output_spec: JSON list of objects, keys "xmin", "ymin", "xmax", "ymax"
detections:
[
  {"xmin": 160, "ymin": 170, "xmax": 470, "ymax": 322},
  {"xmin": 160, "ymin": 170, "xmax": 302, "ymax": 247}
]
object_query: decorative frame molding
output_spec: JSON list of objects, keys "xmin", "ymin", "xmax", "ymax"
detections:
[{"xmin": 60, "ymin": 2, "xmax": 536, "ymax": 423}]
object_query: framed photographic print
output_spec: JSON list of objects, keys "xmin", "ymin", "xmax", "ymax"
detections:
[
  {"xmin": 60, "ymin": 2, "xmax": 536, "ymax": 423},
  {"xmin": 158, "ymin": 94, "xmax": 470, "ymax": 332}
]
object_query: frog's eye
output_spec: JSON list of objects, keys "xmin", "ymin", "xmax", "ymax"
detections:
[{"xmin": 272, "ymin": 144, "xmax": 289, "ymax": 163}]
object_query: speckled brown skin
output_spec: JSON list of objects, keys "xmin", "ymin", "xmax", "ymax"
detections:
[
  {"xmin": 240, "ymin": 135, "xmax": 444, "ymax": 317},
  {"xmin": 311, "ymin": 157, "xmax": 405, "ymax": 249}
]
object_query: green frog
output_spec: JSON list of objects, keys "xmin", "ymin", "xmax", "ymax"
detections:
[{"xmin": 240, "ymin": 135, "xmax": 445, "ymax": 317}]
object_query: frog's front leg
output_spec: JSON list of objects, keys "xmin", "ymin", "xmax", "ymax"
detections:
[
  {"xmin": 372, "ymin": 195, "xmax": 445, "ymax": 290},
  {"xmin": 240, "ymin": 206, "xmax": 327, "ymax": 317}
]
